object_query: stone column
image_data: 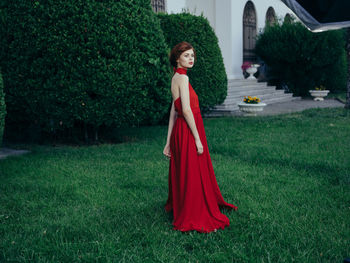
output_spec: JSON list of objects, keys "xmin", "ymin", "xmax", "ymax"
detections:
[{"xmin": 214, "ymin": 0, "xmax": 235, "ymax": 79}]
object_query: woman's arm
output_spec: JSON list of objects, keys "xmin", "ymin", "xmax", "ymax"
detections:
[
  {"xmin": 163, "ymin": 100, "xmax": 177, "ymax": 158},
  {"xmin": 165, "ymin": 101, "xmax": 177, "ymax": 146},
  {"xmin": 178, "ymin": 75, "xmax": 203, "ymax": 154}
]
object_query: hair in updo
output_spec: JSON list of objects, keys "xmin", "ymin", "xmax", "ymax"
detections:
[{"xmin": 169, "ymin": 41, "xmax": 196, "ymax": 68}]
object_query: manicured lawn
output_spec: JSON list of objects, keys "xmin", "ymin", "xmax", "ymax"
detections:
[{"xmin": 1, "ymin": 108, "xmax": 349, "ymax": 262}]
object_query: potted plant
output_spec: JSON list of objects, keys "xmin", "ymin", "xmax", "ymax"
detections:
[
  {"xmin": 309, "ymin": 85, "xmax": 330, "ymax": 101},
  {"xmin": 241, "ymin": 61, "xmax": 260, "ymax": 79},
  {"xmin": 238, "ymin": 96, "xmax": 267, "ymax": 116}
]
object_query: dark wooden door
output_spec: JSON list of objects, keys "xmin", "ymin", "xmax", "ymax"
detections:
[{"xmin": 243, "ymin": 1, "xmax": 257, "ymax": 62}]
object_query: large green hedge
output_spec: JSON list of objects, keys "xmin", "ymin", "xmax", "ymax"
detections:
[
  {"xmin": 157, "ymin": 13, "xmax": 227, "ymax": 111},
  {"xmin": 0, "ymin": 0, "xmax": 170, "ymax": 141},
  {"xmin": 0, "ymin": 70, "xmax": 5, "ymax": 147},
  {"xmin": 255, "ymin": 18, "xmax": 347, "ymax": 96}
]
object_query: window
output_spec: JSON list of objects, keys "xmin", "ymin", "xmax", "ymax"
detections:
[
  {"xmin": 266, "ymin": 7, "xmax": 276, "ymax": 26},
  {"xmin": 151, "ymin": 0, "xmax": 166, "ymax": 13}
]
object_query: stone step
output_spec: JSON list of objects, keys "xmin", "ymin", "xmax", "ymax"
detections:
[
  {"xmin": 206, "ymin": 96, "xmax": 302, "ymax": 117},
  {"xmin": 228, "ymin": 79, "xmax": 259, "ymax": 86},
  {"xmin": 225, "ymin": 89, "xmax": 286, "ymax": 102},
  {"xmin": 226, "ymin": 86, "xmax": 278, "ymax": 96},
  {"xmin": 228, "ymin": 82, "xmax": 268, "ymax": 90},
  {"xmin": 214, "ymin": 93, "xmax": 296, "ymax": 111},
  {"xmin": 206, "ymin": 79, "xmax": 300, "ymax": 116},
  {"xmin": 212, "ymin": 96, "xmax": 301, "ymax": 113},
  {"xmin": 263, "ymin": 95, "xmax": 301, "ymax": 104},
  {"xmin": 218, "ymin": 92, "xmax": 293, "ymax": 108}
]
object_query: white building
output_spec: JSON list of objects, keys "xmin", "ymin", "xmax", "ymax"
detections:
[
  {"xmin": 157, "ymin": 0, "xmax": 294, "ymax": 80},
  {"xmin": 151, "ymin": 0, "xmax": 299, "ymax": 112}
]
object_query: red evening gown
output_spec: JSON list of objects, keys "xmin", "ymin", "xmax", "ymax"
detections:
[{"xmin": 165, "ymin": 67, "xmax": 238, "ymax": 233}]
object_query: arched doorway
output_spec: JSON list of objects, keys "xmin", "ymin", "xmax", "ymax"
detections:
[
  {"xmin": 243, "ymin": 1, "xmax": 257, "ymax": 62},
  {"xmin": 284, "ymin": 13, "xmax": 293, "ymax": 24},
  {"xmin": 266, "ymin": 7, "xmax": 276, "ymax": 26}
]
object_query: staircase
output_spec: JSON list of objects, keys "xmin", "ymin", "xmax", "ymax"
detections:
[{"xmin": 207, "ymin": 79, "xmax": 301, "ymax": 116}]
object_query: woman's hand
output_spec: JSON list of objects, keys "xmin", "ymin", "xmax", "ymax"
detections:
[
  {"xmin": 163, "ymin": 144, "xmax": 171, "ymax": 159},
  {"xmin": 195, "ymin": 138, "xmax": 203, "ymax": 155}
]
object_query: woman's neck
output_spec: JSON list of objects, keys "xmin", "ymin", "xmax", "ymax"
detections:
[{"xmin": 174, "ymin": 67, "xmax": 187, "ymax": 75}]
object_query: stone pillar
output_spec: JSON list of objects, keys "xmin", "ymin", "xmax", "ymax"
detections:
[{"xmin": 215, "ymin": 0, "xmax": 243, "ymax": 79}]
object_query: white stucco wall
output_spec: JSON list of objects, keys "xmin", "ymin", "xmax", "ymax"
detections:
[
  {"xmin": 167, "ymin": 0, "xmax": 186, "ymax": 14},
  {"xmin": 185, "ymin": 0, "xmax": 216, "ymax": 29},
  {"xmin": 167, "ymin": 0, "xmax": 294, "ymax": 80}
]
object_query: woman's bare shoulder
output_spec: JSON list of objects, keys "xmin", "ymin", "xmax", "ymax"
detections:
[{"xmin": 172, "ymin": 73, "xmax": 188, "ymax": 84}]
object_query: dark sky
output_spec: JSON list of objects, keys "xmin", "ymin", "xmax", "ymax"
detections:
[{"xmin": 296, "ymin": 0, "xmax": 350, "ymax": 23}]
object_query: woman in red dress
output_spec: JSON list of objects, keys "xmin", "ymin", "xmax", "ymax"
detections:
[{"xmin": 163, "ymin": 42, "xmax": 238, "ymax": 233}]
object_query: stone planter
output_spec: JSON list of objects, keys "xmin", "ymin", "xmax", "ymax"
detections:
[
  {"xmin": 238, "ymin": 102, "xmax": 267, "ymax": 116},
  {"xmin": 246, "ymin": 65, "xmax": 260, "ymax": 80},
  {"xmin": 309, "ymin": 90, "xmax": 330, "ymax": 101}
]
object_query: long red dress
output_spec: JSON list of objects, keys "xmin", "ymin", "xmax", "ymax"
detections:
[{"xmin": 165, "ymin": 67, "xmax": 238, "ymax": 233}]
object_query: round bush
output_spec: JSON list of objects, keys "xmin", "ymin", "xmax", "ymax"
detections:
[
  {"xmin": 255, "ymin": 19, "xmax": 347, "ymax": 96},
  {"xmin": 157, "ymin": 13, "xmax": 227, "ymax": 111},
  {"xmin": 0, "ymin": 0, "xmax": 170, "ymax": 141}
]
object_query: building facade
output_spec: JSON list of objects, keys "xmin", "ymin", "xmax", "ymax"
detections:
[{"xmin": 165, "ymin": 0, "xmax": 294, "ymax": 80}]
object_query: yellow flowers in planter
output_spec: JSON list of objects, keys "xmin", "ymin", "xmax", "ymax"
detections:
[
  {"xmin": 315, "ymin": 85, "xmax": 326, "ymax": 91},
  {"xmin": 243, "ymin": 96, "xmax": 261, "ymax": 104}
]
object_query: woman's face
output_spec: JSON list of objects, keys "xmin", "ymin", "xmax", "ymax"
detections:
[{"xmin": 177, "ymin": 49, "xmax": 195, "ymax": 69}]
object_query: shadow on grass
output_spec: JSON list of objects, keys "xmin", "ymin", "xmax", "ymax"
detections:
[{"xmin": 221, "ymin": 150, "xmax": 350, "ymax": 186}]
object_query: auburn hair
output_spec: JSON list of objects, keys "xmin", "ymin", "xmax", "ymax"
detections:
[{"xmin": 169, "ymin": 41, "xmax": 196, "ymax": 68}]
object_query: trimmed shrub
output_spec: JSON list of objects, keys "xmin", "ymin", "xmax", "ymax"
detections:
[
  {"xmin": 0, "ymin": 70, "xmax": 5, "ymax": 147},
  {"xmin": 0, "ymin": 0, "xmax": 170, "ymax": 142},
  {"xmin": 255, "ymin": 18, "xmax": 347, "ymax": 96},
  {"xmin": 157, "ymin": 13, "xmax": 227, "ymax": 111}
]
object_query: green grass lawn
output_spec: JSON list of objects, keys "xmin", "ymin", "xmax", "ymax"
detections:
[{"xmin": 1, "ymin": 108, "xmax": 350, "ymax": 262}]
